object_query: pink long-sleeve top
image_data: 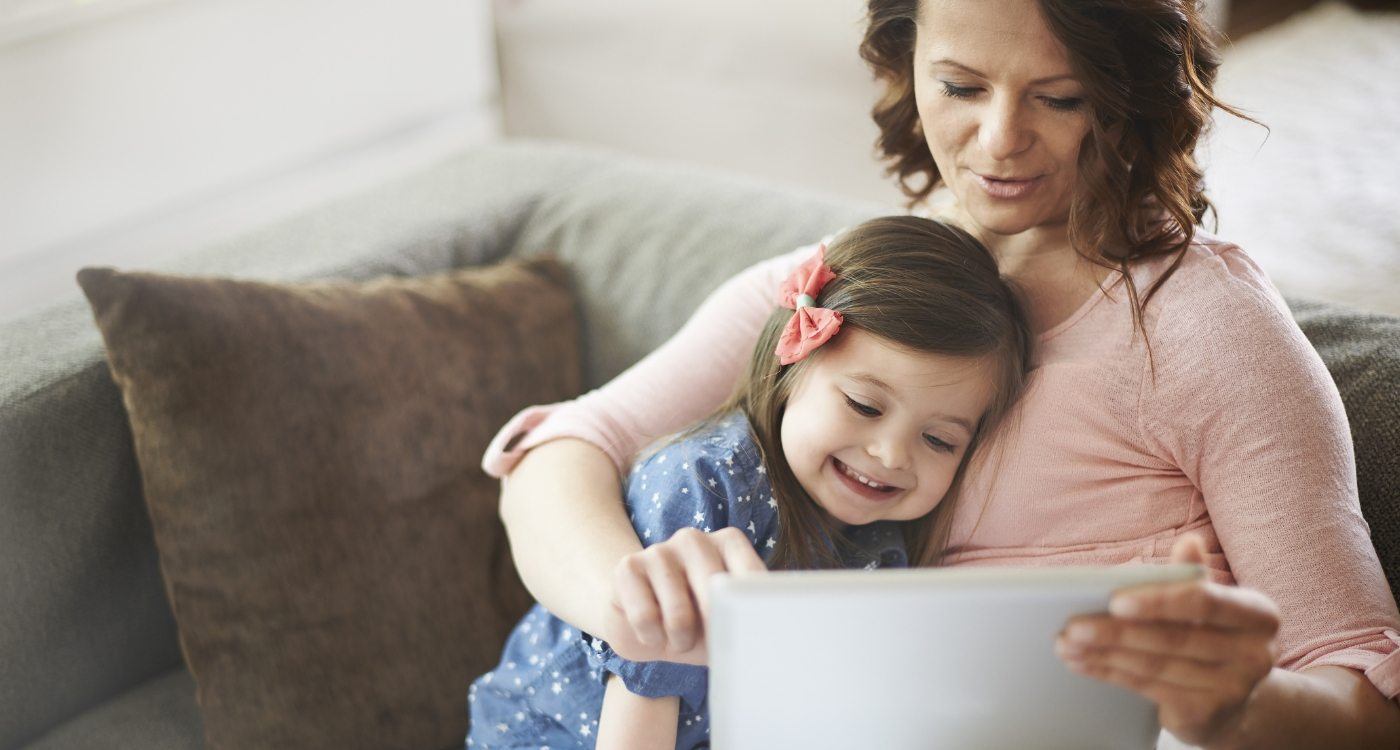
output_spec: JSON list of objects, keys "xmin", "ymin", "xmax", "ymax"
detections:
[{"xmin": 483, "ymin": 231, "xmax": 1400, "ymax": 699}]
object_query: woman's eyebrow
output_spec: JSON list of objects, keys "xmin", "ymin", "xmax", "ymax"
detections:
[{"xmin": 929, "ymin": 58, "xmax": 1077, "ymax": 85}]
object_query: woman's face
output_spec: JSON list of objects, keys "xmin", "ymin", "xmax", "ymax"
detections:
[{"xmin": 913, "ymin": 0, "xmax": 1094, "ymax": 237}]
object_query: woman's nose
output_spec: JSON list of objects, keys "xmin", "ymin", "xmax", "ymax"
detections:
[{"xmin": 978, "ymin": 95, "xmax": 1033, "ymax": 161}]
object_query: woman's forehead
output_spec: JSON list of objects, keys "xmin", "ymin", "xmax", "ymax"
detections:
[{"xmin": 916, "ymin": 0, "xmax": 1075, "ymax": 80}]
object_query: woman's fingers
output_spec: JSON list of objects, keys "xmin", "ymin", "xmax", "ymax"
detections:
[
  {"xmin": 1060, "ymin": 642, "xmax": 1221, "ymax": 691},
  {"xmin": 1061, "ymin": 615, "xmax": 1265, "ymax": 664},
  {"xmin": 1053, "ymin": 546, "xmax": 1284, "ymax": 747},
  {"xmin": 1110, "ymin": 581, "xmax": 1281, "ymax": 633}
]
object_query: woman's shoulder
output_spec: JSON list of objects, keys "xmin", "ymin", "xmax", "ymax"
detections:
[
  {"xmin": 1135, "ymin": 231, "xmax": 1330, "ymax": 408},
  {"xmin": 1139, "ymin": 230, "xmax": 1296, "ymax": 339}
]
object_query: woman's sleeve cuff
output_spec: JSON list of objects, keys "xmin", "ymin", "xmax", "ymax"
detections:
[{"xmin": 1300, "ymin": 630, "xmax": 1400, "ymax": 700}]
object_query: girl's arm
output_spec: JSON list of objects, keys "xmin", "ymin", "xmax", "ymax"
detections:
[
  {"xmin": 595, "ymin": 675, "xmax": 680, "ymax": 750},
  {"xmin": 495, "ymin": 247, "xmax": 810, "ymax": 644}
]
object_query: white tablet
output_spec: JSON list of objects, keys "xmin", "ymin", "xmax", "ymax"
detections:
[{"xmin": 708, "ymin": 564, "xmax": 1203, "ymax": 750}]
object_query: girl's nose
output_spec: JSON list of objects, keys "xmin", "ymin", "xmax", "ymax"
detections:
[
  {"xmin": 866, "ymin": 433, "xmax": 909, "ymax": 472},
  {"xmin": 978, "ymin": 95, "xmax": 1034, "ymax": 161}
]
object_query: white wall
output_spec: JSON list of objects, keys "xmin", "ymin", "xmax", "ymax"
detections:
[
  {"xmin": 495, "ymin": 0, "xmax": 905, "ymax": 209},
  {"xmin": 0, "ymin": 0, "xmax": 499, "ymax": 318}
]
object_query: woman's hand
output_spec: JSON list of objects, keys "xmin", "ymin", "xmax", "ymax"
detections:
[
  {"xmin": 604, "ymin": 526, "xmax": 768, "ymax": 666},
  {"xmin": 1055, "ymin": 534, "xmax": 1282, "ymax": 748}
]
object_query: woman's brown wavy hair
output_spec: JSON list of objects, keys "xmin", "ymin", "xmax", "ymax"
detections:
[
  {"xmin": 860, "ymin": 0, "xmax": 1256, "ymax": 335},
  {"xmin": 703, "ymin": 216, "xmax": 1032, "ymax": 569}
]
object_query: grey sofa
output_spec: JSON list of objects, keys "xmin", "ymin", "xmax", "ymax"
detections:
[{"xmin": 3, "ymin": 141, "xmax": 1397, "ymax": 749}]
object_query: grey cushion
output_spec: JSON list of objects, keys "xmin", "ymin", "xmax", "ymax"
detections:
[
  {"xmin": 508, "ymin": 159, "xmax": 887, "ymax": 389},
  {"xmin": 1292, "ymin": 300, "xmax": 1400, "ymax": 596},
  {"xmin": 19, "ymin": 670, "xmax": 202, "ymax": 750}
]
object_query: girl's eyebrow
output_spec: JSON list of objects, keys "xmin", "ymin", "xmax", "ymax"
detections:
[
  {"xmin": 849, "ymin": 372, "xmax": 893, "ymax": 391},
  {"xmin": 929, "ymin": 58, "xmax": 1076, "ymax": 86}
]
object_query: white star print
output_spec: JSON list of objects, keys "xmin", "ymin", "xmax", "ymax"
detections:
[
  {"xmin": 768, "ymin": 497, "xmax": 778, "ymax": 509},
  {"xmin": 694, "ymin": 511, "xmax": 705, "ymax": 523},
  {"xmin": 682, "ymin": 462, "xmax": 690, "ymax": 470},
  {"xmin": 747, "ymin": 521, "xmax": 756, "ymax": 534},
  {"xmin": 658, "ymin": 454, "xmax": 667, "ymax": 463},
  {"xmin": 766, "ymin": 537, "xmax": 776, "ymax": 548},
  {"xmin": 580, "ymin": 725, "xmax": 591, "ymax": 737},
  {"xmin": 703, "ymin": 526, "xmax": 711, "ymax": 532},
  {"xmin": 681, "ymin": 487, "xmax": 689, "ymax": 494},
  {"xmin": 644, "ymin": 528, "xmax": 652, "ymax": 538},
  {"xmin": 757, "ymin": 466, "xmax": 766, "ymax": 474},
  {"xmin": 708, "ymin": 478, "xmax": 717, "ymax": 487},
  {"xmin": 725, "ymin": 455, "xmax": 733, "ymax": 466},
  {"xmin": 551, "ymin": 682, "xmax": 562, "ymax": 694},
  {"xmin": 496, "ymin": 723, "xmax": 508, "ymax": 733}
]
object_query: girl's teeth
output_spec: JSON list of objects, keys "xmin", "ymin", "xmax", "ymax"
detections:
[{"xmin": 841, "ymin": 462, "xmax": 888, "ymax": 489}]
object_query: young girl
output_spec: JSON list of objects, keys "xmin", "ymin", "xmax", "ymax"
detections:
[{"xmin": 467, "ymin": 216, "xmax": 1031, "ymax": 749}]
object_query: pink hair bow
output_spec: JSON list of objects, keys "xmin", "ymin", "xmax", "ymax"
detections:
[{"xmin": 774, "ymin": 245, "xmax": 843, "ymax": 365}]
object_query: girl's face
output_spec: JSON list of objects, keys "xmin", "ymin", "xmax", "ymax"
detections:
[
  {"xmin": 913, "ymin": 0, "xmax": 1094, "ymax": 236},
  {"xmin": 779, "ymin": 329, "xmax": 994, "ymax": 527}
]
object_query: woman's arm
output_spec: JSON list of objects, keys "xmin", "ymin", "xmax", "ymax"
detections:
[
  {"xmin": 498, "ymin": 438, "xmax": 641, "ymax": 637},
  {"xmin": 1059, "ymin": 248, "xmax": 1400, "ymax": 748},
  {"xmin": 595, "ymin": 675, "xmax": 680, "ymax": 750},
  {"xmin": 495, "ymin": 246, "xmax": 812, "ymax": 645}
]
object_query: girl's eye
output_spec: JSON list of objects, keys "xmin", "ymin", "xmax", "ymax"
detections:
[
  {"xmin": 844, "ymin": 396, "xmax": 880, "ymax": 418},
  {"xmin": 924, "ymin": 434, "xmax": 956, "ymax": 454},
  {"xmin": 1042, "ymin": 96, "xmax": 1084, "ymax": 112},
  {"xmin": 940, "ymin": 82, "xmax": 979, "ymax": 100}
]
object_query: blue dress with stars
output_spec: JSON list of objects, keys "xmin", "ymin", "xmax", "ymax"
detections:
[{"xmin": 466, "ymin": 411, "xmax": 908, "ymax": 749}]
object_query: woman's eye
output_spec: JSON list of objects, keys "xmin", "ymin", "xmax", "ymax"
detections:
[
  {"xmin": 844, "ymin": 396, "xmax": 880, "ymax": 417},
  {"xmin": 940, "ymin": 82, "xmax": 979, "ymax": 100},
  {"xmin": 1042, "ymin": 96, "xmax": 1085, "ymax": 112},
  {"xmin": 924, "ymin": 434, "xmax": 956, "ymax": 454}
]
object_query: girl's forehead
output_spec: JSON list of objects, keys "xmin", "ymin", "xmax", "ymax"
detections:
[{"xmin": 819, "ymin": 331, "xmax": 994, "ymax": 394}]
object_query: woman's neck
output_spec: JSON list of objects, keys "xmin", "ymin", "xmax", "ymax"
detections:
[{"xmin": 930, "ymin": 199, "xmax": 1110, "ymax": 335}]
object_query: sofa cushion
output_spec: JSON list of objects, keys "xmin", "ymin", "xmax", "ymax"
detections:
[
  {"xmin": 77, "ymin": 258, "xmax": 577, "ymax": 750},
  {"xmin": 1292, "ymin": 299, "xmax": 1400, "ymax": 596},
  {"xmin": 19, "ymin": 669, "xmax": 202, "ymax": 750}
]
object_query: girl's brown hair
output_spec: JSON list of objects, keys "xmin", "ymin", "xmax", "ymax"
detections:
[
  {"xmin": 713, "ymin": 216, "xmax": 1032, "ymax": 569},
  {"xmin": 860, "ymin": 0, "xmax": 1255, "ymax": 336}
]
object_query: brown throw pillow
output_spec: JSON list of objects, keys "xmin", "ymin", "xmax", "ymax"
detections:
[{"xmin": 77, "ymin": 259, "xmax": 577, "ymax": 750}]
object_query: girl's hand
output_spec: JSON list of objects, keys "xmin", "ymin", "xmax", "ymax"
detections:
[
  {"xmin": 604, "ymin": 527, "xmax": 767, "ymax": 666},
  {"xmin": 1055, "ymin": 534, "xmax": 1281, "ymax": 747}
]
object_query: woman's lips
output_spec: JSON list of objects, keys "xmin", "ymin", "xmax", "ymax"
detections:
[{"xmin": 973, "ymin": 172, "xmax": 1043, "ymax": 199}]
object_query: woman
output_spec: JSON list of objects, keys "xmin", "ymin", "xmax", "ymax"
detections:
[{"xmin": 483, "ymin": 0, "xmax": 1400, "ymax": 746}]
